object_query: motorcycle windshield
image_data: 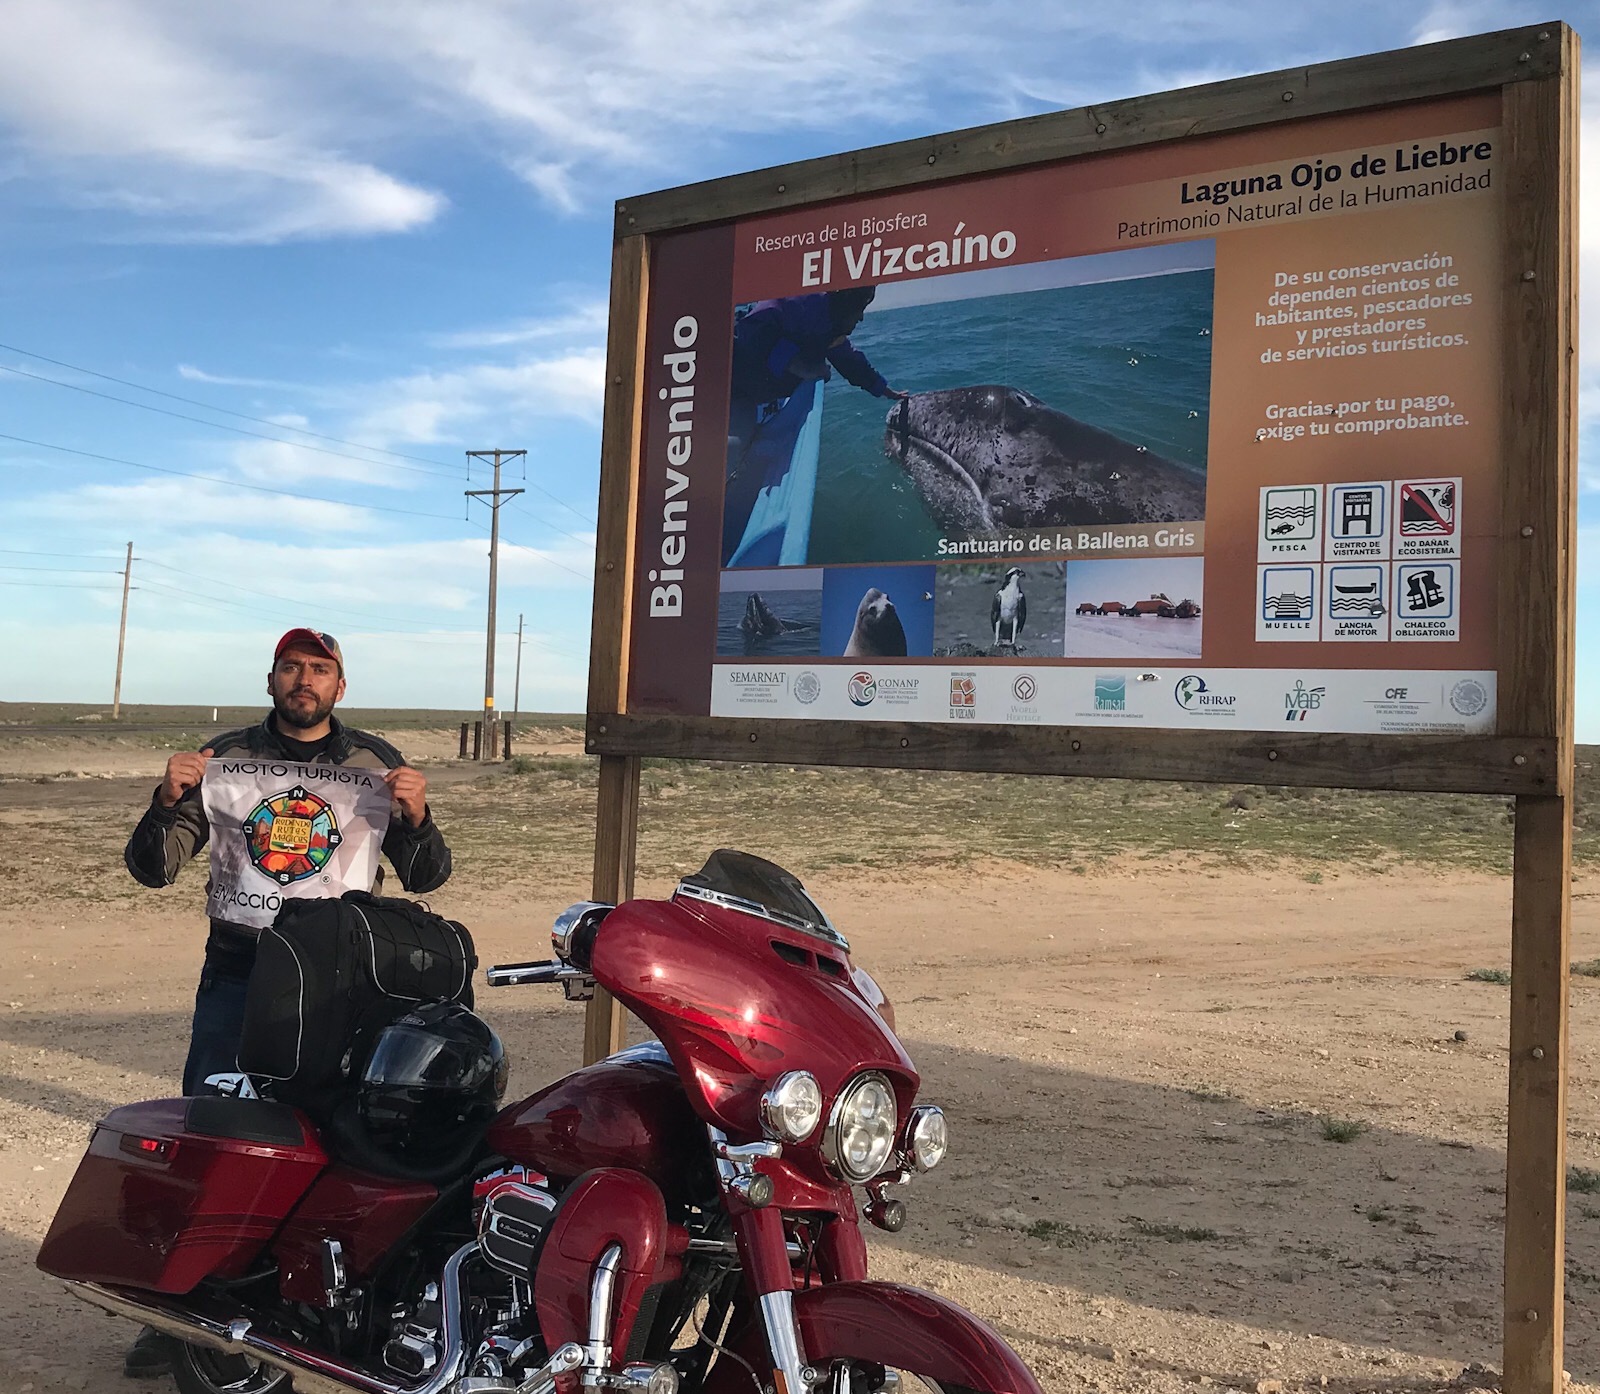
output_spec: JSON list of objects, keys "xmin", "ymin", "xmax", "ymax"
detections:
[{"xmin": 591, "ymin": 850, "xmax": 916, "ymax": 1137}]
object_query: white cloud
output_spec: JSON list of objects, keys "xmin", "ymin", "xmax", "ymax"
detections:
[
  {"xmin": 351, "ymin": 350, "xmax": 609, "ymax": 445},
  {"xmin": 431, "ymin": 302, "xmax": 610, "ymax": 351},
  {"xmin": 0, "ymin": 0, "xmax": 443, "ymax": 242},
  {"xmin": 15, "ymin": 476, "xmax": 379, "ymax": 535},
  {"xmin": 177, "ymin": 364, "xmax": 312, "ymax": 391},
  {"xmin": 0, "ymin": 0, "xmax": 1406, "ymax": 239}
]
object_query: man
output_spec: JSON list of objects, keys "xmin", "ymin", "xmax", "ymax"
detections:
[{"xmin": 119, "ymin": 627, "xmax": 451, "ymax": 1378}]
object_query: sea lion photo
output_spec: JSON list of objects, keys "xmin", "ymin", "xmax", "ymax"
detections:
[{"xmin": 843, "ymin": 588, "xmax": 908, "ymax": 657}]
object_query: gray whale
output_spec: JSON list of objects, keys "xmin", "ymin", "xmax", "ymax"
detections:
[{"xmin": 884, "ymin": 386, "xmax": 1205, "ymax": 530}]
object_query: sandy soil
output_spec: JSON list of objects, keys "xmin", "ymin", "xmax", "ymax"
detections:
[
  {"xmin": 0, "ymin": 727, "xmax": 582, "ymax": 780},
  {"xmin": 1, "ymin": 779, "xmax": 1597, "ymax": 1393}
]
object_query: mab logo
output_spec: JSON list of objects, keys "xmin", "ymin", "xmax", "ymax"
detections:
[{"xmin": 1284, "ymin": 680, "xmax": 1327, "ymax": 721}]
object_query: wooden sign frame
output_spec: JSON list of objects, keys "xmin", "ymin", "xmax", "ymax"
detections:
[{"xmin": 581, "ymin": 24, "xmax": 1578, "ymax": 1394}]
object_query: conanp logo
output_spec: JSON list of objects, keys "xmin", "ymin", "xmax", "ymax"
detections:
[{"xmin": 847, "ymin": 671, "xmax": 877, "ymax": 707}]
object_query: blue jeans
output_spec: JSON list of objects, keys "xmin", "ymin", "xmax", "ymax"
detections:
[{"xmin": 181, "ymin": 968, "xmax": 251, "ymax": 1095}]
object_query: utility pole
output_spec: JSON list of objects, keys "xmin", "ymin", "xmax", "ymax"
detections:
[
  {"xmin": 112, "ymin": 541, "xmax": 133, "ymax": 720},
  {"xmin": 513, "ymin": 612, "xmax": 525, "ymax": 718},
  {"xmin": 465, "ymin": 450, "xmax": 524, "ymax": 758}
]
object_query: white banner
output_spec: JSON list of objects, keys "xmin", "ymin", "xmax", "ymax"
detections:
[
  {"xmin": 710, "ymin": 663, "xmax": 1496, "ymax": 735},
  {"xmin": 201, "ymin": 758, "xmax": 393, "ymax": 930}
]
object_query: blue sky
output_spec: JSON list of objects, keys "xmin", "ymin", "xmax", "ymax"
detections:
[{"xmin": 0, "ymin": 1, "xmax": 1596, "ymax": 728}]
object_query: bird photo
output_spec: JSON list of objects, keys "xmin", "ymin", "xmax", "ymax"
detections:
[{"xmin": 991, "ymin": 566, "xmax": 1027, "ymax": 649}]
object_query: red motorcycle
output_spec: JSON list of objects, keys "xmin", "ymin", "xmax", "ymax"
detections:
[{"xmin": 38, "ymin": 851, "xmax": 1042, "ymax": 1394}]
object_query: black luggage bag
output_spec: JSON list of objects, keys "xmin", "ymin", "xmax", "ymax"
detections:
[{"xmin": 239, "ymin": 890, "xmax": 477, "ymax": 1118}]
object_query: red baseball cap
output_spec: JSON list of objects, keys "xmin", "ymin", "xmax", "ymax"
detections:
[{"xmin": 274, "ymin": 628, "xmax": 344, "ymax": 672}]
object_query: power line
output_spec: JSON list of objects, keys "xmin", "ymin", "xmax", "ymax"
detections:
[
  {"xmin": 0, "ymin": 431, "xmax": 465, "ymax": 522},
  {"xmin": 141, "ymin": 558, "xmax": 448, "ymax": 629},
  {"xmin": 506, "ymin": 496, "xmax": 596, "ymax": 550},
  {"xmin": 135, "ymin": 576, "xmax": 562, "ymax": 656},
  {"xmin": 0, "ymin": 546, "xmax": 121, "ymax": 559},
  {"xmin": 467, "ymin": 512, "xmax": 593, "ymax": 584},
  {"xmin": 0, "ymin": 564, "xmax": 122, "ymax": 575},
  {"xmin": 0, "ymin": 338, "xmax": 601, "ymax": 528},
  {"xmin": 0, "ymin": 361, "xmax": 462, "ymax": 481},
  {"xmin": 0, "ymin": 340, "xmax": 464, "ymax": 474},
  {"xmin": 0, "ymin": 579, "xmax": 124, "ymax": 590}
]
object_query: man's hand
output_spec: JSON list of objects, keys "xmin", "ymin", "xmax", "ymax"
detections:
[
  {"xmin": 884, "ymin": 387, "xmax": 910, "ymax": 400},
  {"xmin": 384, "ymin": 766, "xmax": 428, "ymax": 828},
  {"xmin": 159, "ymin": 749, "xmax": 214, "ymax": 809}
]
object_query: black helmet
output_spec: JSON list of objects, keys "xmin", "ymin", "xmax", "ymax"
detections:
[{"xmin": 358, "ymin": 1002, "xmax": 507, "ymax": 1158}]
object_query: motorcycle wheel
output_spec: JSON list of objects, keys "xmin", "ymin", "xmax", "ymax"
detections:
[{"xmin": 171, "ymin": 1341, "xmax": 291, "ymax": 1394}]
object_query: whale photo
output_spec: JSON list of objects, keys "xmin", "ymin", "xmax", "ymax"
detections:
[
  {"xmin": 716, "ymin": 567, "xmax": 823, "ymax": 656},
  {"xmin": 788, "ymin": 242, "xmax": 1213, "ymax": 565}
]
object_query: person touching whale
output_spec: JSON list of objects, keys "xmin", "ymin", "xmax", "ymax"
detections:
[
  {"xmin": 730, "ymin": 286, "xmax": 908, "ymax": 448},
  {"xmin": 724, "ymin": 288, "xmax": 910, "ymax": 559}
]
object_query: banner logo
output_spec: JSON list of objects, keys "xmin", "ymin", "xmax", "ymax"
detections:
[
  {"xmin": 847, "ymin": 671, "xmax": 877, "ymax": 707},
  {"xmin": 949, "ymin": 676, "xmax": 976, "ymax": 708},
  {"xmin": 1094, "ymin": 675, "xmax": 1126, "ymax": 711},
  {"xmin": 1012, "ymin": 674, "xmax": 1037, "ymax": 703},
  {"xmin": 1284, "ymin": 680, "xmax": 1327, "ymax": 722},
  {"xmin": 793, "ymin": 671, "xmax": 821, "ymax": 705},
  {"xmin": 1450, "ymin": 679, "xmax": 1489, "ymax": 716},
  {"xmin": 245, "ymin": 786, "xmax": 342, "ymax": 886}
]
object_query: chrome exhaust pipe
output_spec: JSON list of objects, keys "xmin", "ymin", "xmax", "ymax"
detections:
[{"xmin": 67, "ymin": 1241, "xmax": 475, "ymax": 1394}]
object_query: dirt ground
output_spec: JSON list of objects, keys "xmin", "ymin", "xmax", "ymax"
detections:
[{"xmin": 2, "ymin": 741, "xmax": 1598, "ymax": 1394}]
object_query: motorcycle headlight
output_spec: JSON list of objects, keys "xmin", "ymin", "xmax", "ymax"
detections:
[
  {"xmin": 823, "ymin": 1073, "xmax": 898, "ymax": 1182},
  {"xmin": 760, "ymin": 1070, "xmax": 823, "ymax": 1142},
  {"xmin": 906, "ymin": 1105, "xmax": 948, "ymax": 1172}
]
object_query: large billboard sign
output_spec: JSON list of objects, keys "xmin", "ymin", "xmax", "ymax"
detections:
[
  {"xmin": 625, "ymin": 94, "xmax": 1504, "ymax": 737},
  {"xmin": 584, "ymin": 30, "xmax": 1578, "ymax": 1394}
]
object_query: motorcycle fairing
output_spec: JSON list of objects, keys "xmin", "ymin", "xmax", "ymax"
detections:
[{"xmin": 593, "ymin": 898, "xmax": 917, "ymax": 1138}]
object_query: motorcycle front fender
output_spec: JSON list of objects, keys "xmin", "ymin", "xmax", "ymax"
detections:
[{"xmin": 792, "ymin": 1280, "xmax": 1042, "ymax": 1394}]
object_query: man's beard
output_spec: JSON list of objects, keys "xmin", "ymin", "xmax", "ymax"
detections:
[{"xmin": 273, "ymin": 689, "xmax": 335, "ymax": 731}]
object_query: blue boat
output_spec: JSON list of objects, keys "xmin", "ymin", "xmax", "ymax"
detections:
[{"xmin": 726, "ymin": 382, "xmax": 822, "ymax": 568}]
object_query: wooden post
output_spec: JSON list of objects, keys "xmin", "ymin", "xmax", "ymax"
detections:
[
  {"xmin": 585, "ymin": 754, "xmax": 640, "ymax": 1062},
  {"xmin": 503, "ymin": 723, "xmax": 513, "ymax": 761},
  {"xmin": 581, "ymin": 232, "xmax": 650, "ymax": 1065},
  {"xmin": 1506, "ymin": 798, "xmax": 1573, "ymax": 1392},
  {"xmin": 1498, "ymin": 44, "xmax": 1578, "ymax": 1394},
  {"xmin": 459, "ymin": 722, "xmax": 469, "ymax": 760},
  {"xmin": 472, "ymin": 721, "xmax": 482, "ymax": 761}
]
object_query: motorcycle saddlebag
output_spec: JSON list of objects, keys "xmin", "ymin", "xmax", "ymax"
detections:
[
  {"xmin": 238, "ymin": 891, "xmax": 476, "ymax": 1118},
  {"xmin": 37, "ymin": 1096, "xmax": 326, "ymax": 1293}
]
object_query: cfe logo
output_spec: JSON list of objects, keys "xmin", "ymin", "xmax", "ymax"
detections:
[
  {"xmin": 847, "ymin": 671, "xmax": 877, "ymax": 707},
  {"xmin": 244, "ymin": 786, "xmax": 341, "ymax": 886},
  {"xmin": 1284, "ymin": 680, "xmax": 1327, "ymax": 722}
]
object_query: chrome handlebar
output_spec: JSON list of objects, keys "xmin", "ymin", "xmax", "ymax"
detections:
[{"xmin": 485, "ymin": 961, "xmax": 594, "ymax": 988}]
